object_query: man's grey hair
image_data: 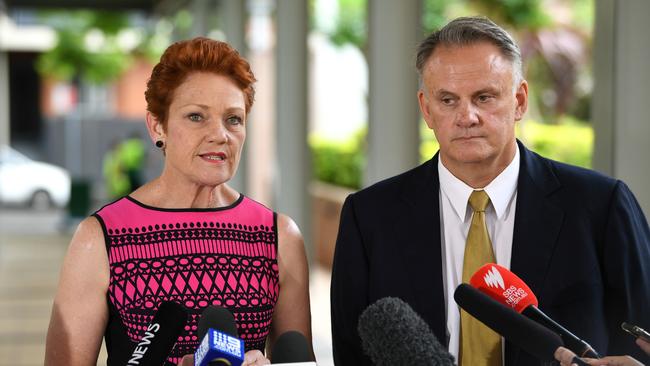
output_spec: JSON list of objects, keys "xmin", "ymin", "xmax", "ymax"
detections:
[{"xmin": 416, "ymin": 16, "xmax": 523, "ymax": 88}]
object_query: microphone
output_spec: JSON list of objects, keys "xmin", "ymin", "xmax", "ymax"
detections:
[
  {"xmin": 469, "ymin": 263, "xmax": 601, "ymax": 359},
  {"xmin": 270, "ymin": 330, "xmax": 315, "ymax": 364},
  {"xmin": 454, "ymin": 283, "xmax": 566, "ymax": 362},
  {"xmin": 197, "ymin": 306, "xmax": 239, "ymax": 340},
  {"xmin": 357, "ymin": 297, "xmax": 456, "ymax": 366},
  {"xmin": 194, "ymin": 306, "xmax": 245, "ymax": 366},
  {"xmin": 126, "ymin": 301, "xmax": 189, "ymax": 366}
]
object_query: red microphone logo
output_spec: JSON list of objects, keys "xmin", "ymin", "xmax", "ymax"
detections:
[{"xmin": 469, "ymin": 263, "xmax": 538, "ymax": 313}]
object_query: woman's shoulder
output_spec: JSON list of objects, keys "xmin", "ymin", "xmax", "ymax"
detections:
[
  {"xmin": 74, "ymin": 216, "xmax": 105, "ymax": 242},
  {"xmin": 275, "ymin": 213, "xmax": 305, "ymax": 254},
  {"xmin": 66, "ymin": 216, "xmax": 109, "ymax": 266},
  {"xmin": 93, "ymin": 195, "xmax": 133, "ymax": 217},
  {"xmin": 276, "ymin": 214, "xmax": 301, "ymax": 239}
]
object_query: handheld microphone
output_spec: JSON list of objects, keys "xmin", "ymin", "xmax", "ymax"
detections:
[
  {"xmin": 469, "ymin": 263, "xmax": 600, "ymax": 359},
  {"xmin": 270, "ymin": 330, "xmax": 315, "ymax": 364},
  {"xmin": 454, "ymin": 283, "xmax": 564, "ymax": 362},
  {"xmin": 357, "ymin": 297, "xmax": 456, "ymax": 366},
  {"xmin": 194, "ymin": 306, "xmax": 245, "ymax": 366},
  {"xmin": 126, "ymin": 301, "xmax": 189, "ymax": 366}
]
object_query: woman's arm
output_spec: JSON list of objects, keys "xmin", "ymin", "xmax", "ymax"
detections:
[
  {"xmin": 267, "ymin": 214, "xmax": 314, "ymax": 359},
  {"xmin": 45, "ymin": 217, "xmax": 110, "ymax": 365}
]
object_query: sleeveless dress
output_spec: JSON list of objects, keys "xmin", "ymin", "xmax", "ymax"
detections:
[{"xmin": 93, "ymin": 195, "xmax": 279, "ymax": 365}]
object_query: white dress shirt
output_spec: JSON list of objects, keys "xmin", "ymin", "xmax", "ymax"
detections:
[{"xmin": 438, "ymin": 147, "xmax": 520, "ymax": 361}]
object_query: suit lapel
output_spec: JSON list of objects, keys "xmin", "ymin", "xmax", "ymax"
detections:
[
  {"xmin": 398, "ymin": 155, "xmax": 448, "ymax": 346},
  {"xmin": 506, "ymin": 142, "xmax": 564, "ymax": 365},
  {"xmin": 394, "ymin": 145, "xmax": 565, "ymax": 361}
]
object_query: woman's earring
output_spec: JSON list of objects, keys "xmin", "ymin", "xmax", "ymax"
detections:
[{"xmin": 155, "ymin": 140, "xmax": 164, "ymax": 148}]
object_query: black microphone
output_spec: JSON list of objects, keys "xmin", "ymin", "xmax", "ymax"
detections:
[
  {"xmin": 195, "ymin": 306, "xmax": 245, "ymax": 366},
  {"xmin": 470, "ymin": 263, "xmax": 601, "ymax": 359},
  {"xmin": 454, "ymin": 283, "xmax": 586, "ymax": 363},
  {"xmin": 522, "ymin": 304, "xmax": 600, "ymax": 359},
  {"xmin": 357, "ymin": 297, "xmax": 456, "ymax": 365},
  {"xmin": 197, "ymin": 306, "xmax": 239, "ymax": 340},
  {"xmin": 270, "ymin": 330, "xmax": 314, "ymax": 363},
  {"xmin": 126, "ymin": 301, "xmax": 189, "ymax": 366}
]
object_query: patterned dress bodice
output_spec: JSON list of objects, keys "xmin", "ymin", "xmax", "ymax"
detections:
[{"xmin": 93, "ymin": 195, "xmax": 279, "ymax": 365}]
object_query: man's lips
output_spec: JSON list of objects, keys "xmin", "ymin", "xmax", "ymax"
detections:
[{"xmin": 454, "ymin": 135, "xmax": 483, "ymax": 141}]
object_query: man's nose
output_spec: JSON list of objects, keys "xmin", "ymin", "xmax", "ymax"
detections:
[{"xmin": 455, "ymin": 101, "xmax": 480, "ymax": 127}]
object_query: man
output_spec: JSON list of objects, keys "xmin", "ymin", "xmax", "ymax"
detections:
[{"xmin": 330, "ymin": 16, "xmax": 650, "ymax": 366}]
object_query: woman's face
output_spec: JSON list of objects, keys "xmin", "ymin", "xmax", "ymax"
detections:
[{"xmin": 157, "ymin": 72, "xmax": 247, "ymax": 187}]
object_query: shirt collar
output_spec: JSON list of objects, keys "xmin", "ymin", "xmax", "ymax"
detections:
[{"xmin": 438, "ymin": 145, "xmax": 520, "ymax": 221}]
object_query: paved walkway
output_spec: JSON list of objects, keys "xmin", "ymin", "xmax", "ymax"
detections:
[{"xmin": 0, "ymin": 208, "xmax": 333, "ymax": 365}]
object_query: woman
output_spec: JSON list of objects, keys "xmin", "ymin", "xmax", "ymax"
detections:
[{"xmin": 45, "ymin": 37, "xmax": 312, "ymax": 365}]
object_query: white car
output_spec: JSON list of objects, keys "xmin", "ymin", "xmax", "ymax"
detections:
[{"xmin": 0, "ymin": 145, "xmax": 71, "ymax": 209}]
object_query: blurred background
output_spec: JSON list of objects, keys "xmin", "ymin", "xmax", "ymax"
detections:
[{"xmin": 1, "ymin": 0, "xmax": 649, "ymax": 364}]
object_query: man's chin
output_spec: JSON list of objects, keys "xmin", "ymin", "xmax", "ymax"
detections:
[{"xmin": 447, "ymin": 146, "xmax": 491, "ymax": 164}]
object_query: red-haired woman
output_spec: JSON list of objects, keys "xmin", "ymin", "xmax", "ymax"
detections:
[{"xmin": 45, "ymin": 38, "xmax": 312, "ymax": 366}]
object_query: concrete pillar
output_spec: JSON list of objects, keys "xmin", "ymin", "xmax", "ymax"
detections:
[
  {"xmin": 219, "ymin": 0, "xmax": 248, "ymax": 194},
  {"xmin": 275, "ymin": 0, "xmax": 311, "ymax": 252},
  {"xmin": 220, "ymin": 0, "xmax": 246, "ymax": 53},
  {"xmin": 0, "ymin": 51, "xmax": 8, "ymax": 146},
  {"xmin": 245, "ymin": 0, "xmax": 275, "ymax": 206},
  {"xmin": 365, "ymin": 0, "xmax": 421, "ymax": 186},
  {"xmin": 592, "ymin": 0, "xmax": 650, "ymax": 213},
  {"xmin": 190, "ymin": 0, "xmax": 210, "ymax": 36}
]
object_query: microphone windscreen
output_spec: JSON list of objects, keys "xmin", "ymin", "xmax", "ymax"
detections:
[
  {"xmin": 469, "ymin": 263, "xmax": 538, "ymax": 312},
  {"xmin": 197, "ymin": 305, "xmax": 239, "ymax": 340},
  {"xmin": 127, "ymin": 301, "xmax": 188, "ymax": 366},
  {"xmin": 357, "ymin": 297, "xmax": 455, "ymax": 366},
  {"xmin": 271, "ymin": 330, "xmax": 314, "ymax": 363},
  {"xmin": 195, "ymin": 306, "xmax": 245, "ymax": 366},
  {"xmin": 454, "ymin": 283, "xmax": 561, "ymax": 362}
]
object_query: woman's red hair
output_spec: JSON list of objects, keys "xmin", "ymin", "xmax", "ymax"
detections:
[{"xmin": 145, "ymin": 37, "xmax": 256, "ymax": 129}]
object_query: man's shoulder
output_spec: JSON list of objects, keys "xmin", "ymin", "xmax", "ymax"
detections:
[{"xmin": 523, "ymin": 146, "xmax": 618, "ymax": 191}]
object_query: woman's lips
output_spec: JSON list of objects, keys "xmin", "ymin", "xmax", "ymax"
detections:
[{"xmin": 199, "ymin": 152, "xmax": 227, "ymax": 163}]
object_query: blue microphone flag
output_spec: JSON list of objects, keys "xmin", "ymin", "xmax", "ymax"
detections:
[{"xmin": 194, "ymin": 328, "xmax": 245, "ymax": 366}]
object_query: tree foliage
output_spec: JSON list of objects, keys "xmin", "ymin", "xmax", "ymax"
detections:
[
  {"xmin": 36, "ymin": 11, "xmax": 134, "ymax": 84},
  {"xmin": 470, "ymin": 0, "xmax": 550, "ymax": 29}
]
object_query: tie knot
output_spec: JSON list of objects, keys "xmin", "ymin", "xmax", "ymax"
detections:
[{"xmin": 469, "ymin": 190, "xmax": 490, "ymax": 212}]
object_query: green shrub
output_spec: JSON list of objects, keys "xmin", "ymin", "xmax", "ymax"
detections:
[
  {"xmin": 311, "ymin": 118, "xmax": 593, "ymax": 188},
  {"xmin": 517, "ymin": 117, "xmax": 593, "ymax": 168},
  {"xmin": 420, "ymin": 117, "xmax": 593, "ymax": 168},
  {"xmin": 310, "ymin": 130, "xmax": 365, "ymax": 189}
]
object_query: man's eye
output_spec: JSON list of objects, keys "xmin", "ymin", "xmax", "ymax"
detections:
[
  {"xmin": 478, "ymin": 95, "xmax": 493, "ymax": 103},
  {"xmin": 188, "ymin": 113, "xmax": 203, "ymax": 122},
  {"xmin": 441, "ymin": 98, "xmax": 454, "ymax": 105}
]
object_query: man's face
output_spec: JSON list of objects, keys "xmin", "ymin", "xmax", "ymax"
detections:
[{"xmin": 418, "ymin": 42, "xmax": 528, "ymax": 177}]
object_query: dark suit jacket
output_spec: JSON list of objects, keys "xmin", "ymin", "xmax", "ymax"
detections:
[{"xmin": 330, "ymin": 142, "xmax": 650, "ymax": 365}]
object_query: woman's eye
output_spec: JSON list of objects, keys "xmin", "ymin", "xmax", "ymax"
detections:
[
  {"xmin": 227, "ymin": 116, "xmax": 243, "ymax": 125},
  {"xmin": 188, "ymin": 113, "xmax": 203, "ymax": 122}
]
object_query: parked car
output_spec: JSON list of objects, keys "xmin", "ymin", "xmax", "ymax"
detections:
[{"xmin": 0, "ymin": 145, "xmax": 71, "ymax": 209}]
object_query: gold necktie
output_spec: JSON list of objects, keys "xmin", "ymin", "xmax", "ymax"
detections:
[{"xmin": 460, "ymin": 190, "xmax": 502, "ymax": 366}]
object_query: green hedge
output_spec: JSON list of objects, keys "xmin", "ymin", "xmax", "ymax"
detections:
[
  {"xmin": 311, "ymin": 118, "xmax": 593, "ymax": 189},
  {"xmin": 310, "ymin": 130, "xmax": 366, "ymax": 189},
  {"xmin": 517, "ymin": 117, "xmax": 593, "ymax": 168},
  {"xmin": 420, "ymin": 117, "xmax": 593, "ymax": 168}
]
